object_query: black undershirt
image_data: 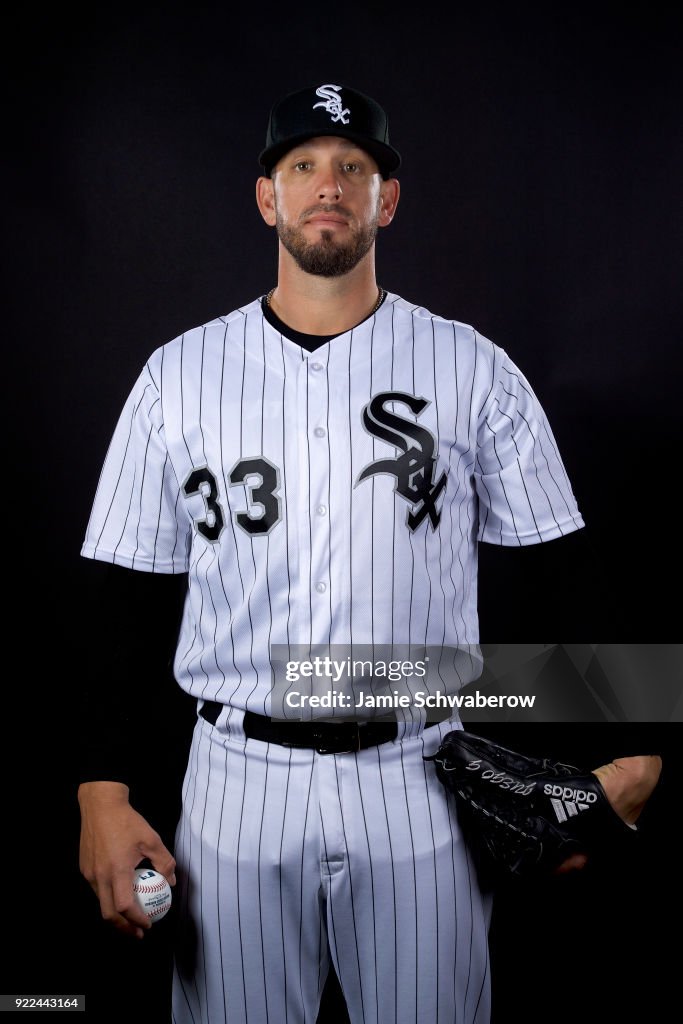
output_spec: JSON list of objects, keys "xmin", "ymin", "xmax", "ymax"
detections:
[{"xmin": 260, "ymin": 291, "xmax": 387, "ymax": 350}]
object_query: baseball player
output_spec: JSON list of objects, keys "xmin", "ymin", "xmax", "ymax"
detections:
[{"xmin": 77, "ymin": 83, "xmax": 662, "ymax": 1024}]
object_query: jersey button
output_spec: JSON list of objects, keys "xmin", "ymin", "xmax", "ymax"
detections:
[
  {"xmin": 314, "ymin": 426, "xmax": 326, "ymax": 438},
  {"xmin": 311, "ymin": 362, "xmax": 323, "ymax": 371},
  {"xmin": 316, "ymin": 505, "xmax": 327, "ymax": 516},
  {"xmin": 315, "ymin": 581, "xmax": 327, "ymax": 593}
]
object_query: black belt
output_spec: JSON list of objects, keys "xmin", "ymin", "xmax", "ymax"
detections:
[{"xmin": 199, "ymin": 701, "xmax": 437, "ymax": 754}]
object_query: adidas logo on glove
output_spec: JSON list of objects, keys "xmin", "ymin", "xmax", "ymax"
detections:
[
  {"xmin": 544, "ymin": 784, "xmax": 598, "ymax": 824},
  {"xmin": 543, "ymin": 784, "xmax": 598, "ymax": 804}
]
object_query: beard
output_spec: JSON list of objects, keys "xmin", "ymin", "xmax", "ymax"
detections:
[{"xmin": 275, "ymin": 208, "xmax": 379, "ymax": 277}]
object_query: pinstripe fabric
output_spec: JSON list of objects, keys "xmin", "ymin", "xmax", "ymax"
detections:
[
  {"xmin": 172, "ymin": 715, "xmax": 491, "ymax": 1024},
  {"xmin": 81, "ymin": 295, "xmax": 584, "ymax": 715}
]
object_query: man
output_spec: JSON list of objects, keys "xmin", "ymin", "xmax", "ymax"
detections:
[{"xmin": 78, "ymin": 83, "xmax": 661, "ymax": 1024}]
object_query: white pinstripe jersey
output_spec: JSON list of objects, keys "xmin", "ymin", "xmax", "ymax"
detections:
[{"xmin": 81, "ymin": 293, "xmax": 584, "ymax": 711}]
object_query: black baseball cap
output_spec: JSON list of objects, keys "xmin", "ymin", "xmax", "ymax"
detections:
[{"xmin": 259, "ymin": 83, "xmax": 401, "ymax": 179}]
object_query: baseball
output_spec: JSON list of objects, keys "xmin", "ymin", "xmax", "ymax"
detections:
[{"xmin": 133, "ymin": 868, "xmax": 172, "ymax": 923}]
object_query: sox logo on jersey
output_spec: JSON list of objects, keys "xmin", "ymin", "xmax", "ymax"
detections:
[{"xmin": 357, "ymin": 391, "xmax": 449, "ymax": 530}]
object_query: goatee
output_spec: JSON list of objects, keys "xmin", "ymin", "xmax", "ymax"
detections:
[{"xmin": 276, "ymin": 215, "xmax": 378, "ymax": 277}]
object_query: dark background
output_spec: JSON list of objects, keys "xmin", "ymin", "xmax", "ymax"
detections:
[{"xmin": 3, "ymin": 2, "xmax": 681, "ymax": 1021}]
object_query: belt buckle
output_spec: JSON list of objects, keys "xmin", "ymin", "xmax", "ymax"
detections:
[{"xmin": 312, "ymin": 723, "xmax": 361, "ymax": 755}]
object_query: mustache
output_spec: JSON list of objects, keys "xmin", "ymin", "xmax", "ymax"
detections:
[{"xmin": 300, "ymin": 204, "xmax": 352, "ymax": 221}]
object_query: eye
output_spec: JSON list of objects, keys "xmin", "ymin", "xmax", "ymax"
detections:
[
  {"xmin": 294, "ymin": 160, "xmax": 312, "ymax": 171},
  {"xmin": 343, "ymin": 162, "xmax": 361, "ymax": 173}
]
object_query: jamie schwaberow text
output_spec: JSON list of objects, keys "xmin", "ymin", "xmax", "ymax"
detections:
[{"xmin": 284, "ymin": 689, "xmax": 536, "ymax": 710}]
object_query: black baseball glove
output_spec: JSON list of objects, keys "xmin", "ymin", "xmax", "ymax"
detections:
[{"xmin": 425, "ymin": 729, "xmax": 637, "ymax": 887}]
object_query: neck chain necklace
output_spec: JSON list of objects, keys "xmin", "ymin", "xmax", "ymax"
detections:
[{"xmin": 264, "ymin": 286, "xmax": 385, "ymax": 319}]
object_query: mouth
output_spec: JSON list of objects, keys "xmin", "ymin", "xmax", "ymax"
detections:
[
  {"xmin": 305, "ymin": 216, "xmax": 349, "ymax": 228},
  {"xmin": 303, "ymin": 210, "xmax": 350, "ymax": 228}
]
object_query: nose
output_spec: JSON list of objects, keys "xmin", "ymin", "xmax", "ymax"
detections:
[{"xmin": 316, "ymin": 163, "xmax": 343, "ymax": 200}]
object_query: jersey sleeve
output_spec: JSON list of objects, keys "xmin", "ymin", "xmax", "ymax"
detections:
[
  {"xmin": 474, "ymin": 347, "xmax": 585, "ymax": 546},
  {"xmin": 81, "ymin": 362, "xmax": 192, "ymax": 572}
]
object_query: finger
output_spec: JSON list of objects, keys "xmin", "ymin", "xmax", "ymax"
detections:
[
  {"xmin": 554, "ymin": 853, "xmax": 588, "ymax": 874},
  {"xmin": 109, "ymin": 912, "xmax": 147, "ymax": 940},
  {"xmin": 95, "ymin": 881, "xmax": 148, "ymax": 939},
  {"xmin": 612, "ymin": 754, "xmax": 663, "ymax": 783},
  {"xmin": 140, "ymin": 843, "xmax": 177, "ymax": 886},
  {"xmin": 593, "ymin": 757, "xmax": 661, "ymax": 825},
  {"xmin": 111, "ymin": 868, "xmax": 153, "ymax": 931}
]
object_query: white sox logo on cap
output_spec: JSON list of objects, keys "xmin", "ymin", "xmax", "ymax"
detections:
[{"xmin": 313, "ymin": 84, "xmax": 350, "ymax": 125}]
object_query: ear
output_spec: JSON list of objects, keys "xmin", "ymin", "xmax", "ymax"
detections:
[
  {"xmin": 378, "ymin": 178, "xmax": 400, "ymax": 227},
  {"xmin": 256, "ymin": 176, "xmax": 277, "ymax": 226}
]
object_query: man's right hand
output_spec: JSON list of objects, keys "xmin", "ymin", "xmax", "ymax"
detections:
[{"xmin": 78, "ymin": 781, "xmax": 177, "ymax": 939}]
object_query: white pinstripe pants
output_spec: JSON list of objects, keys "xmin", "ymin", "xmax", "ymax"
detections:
[{"xmin": 172, "ymin": 715, "xmax": 492, "ymax": 1024}]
